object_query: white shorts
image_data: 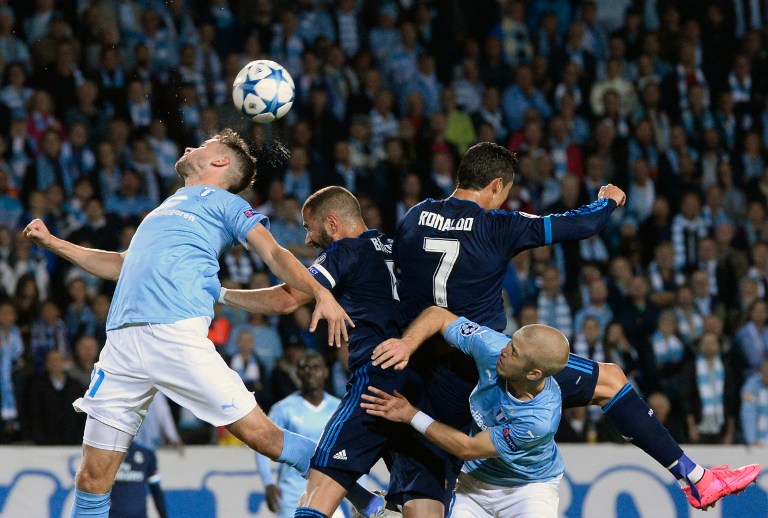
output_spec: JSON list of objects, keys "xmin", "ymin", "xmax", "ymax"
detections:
[
  {"xmin": 450, "ymin": 472, "xmax": 561, "ymax": 518},
  {"xmin": 74, "ymin": 317, "xmax": 257, "ymax": 435}
]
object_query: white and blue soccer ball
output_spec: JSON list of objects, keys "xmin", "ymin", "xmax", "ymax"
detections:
[{"xmin": 232, "ymin": 60, "xmax": 295, "ymax": 123}]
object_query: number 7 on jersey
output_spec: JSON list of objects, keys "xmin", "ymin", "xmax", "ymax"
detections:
[{"xmin": 423, "ymin": 238, "xmax": 460, "ymax": 307}]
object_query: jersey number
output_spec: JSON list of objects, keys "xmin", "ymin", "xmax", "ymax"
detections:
[
  {"xmin": 385, "ymin": 260, "xmax": 400, "ymax": 301},
  {"xmin": 423, "ymin": 238, "xmax": 460, "ymax": 307}
]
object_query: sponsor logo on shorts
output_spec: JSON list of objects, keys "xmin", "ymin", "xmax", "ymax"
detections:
[
  {"xmin": 460, "ymin": 322, "xmax": 479, "ymax": 336},
  {"xmin": 333, "ymin": 450, "xmax": 347, "ymax": 461},
  {"xmin": 502, "ymin": 428, "xmax": 518, "ymax": 451}
]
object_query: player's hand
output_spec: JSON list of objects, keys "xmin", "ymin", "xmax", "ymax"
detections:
[
  {"xmin": 361, "ymin": 387, "xmax": 418, "ymax": 423},
  {"xmin": 597, "ymin": 184, "xmax": 626, "ymax": 207},
  {"xmin": 23, "ymin": 219, "xmax": 54, "ymax": 248},
  {"xmin": 371, "ymin": 339, "xmax": 411, "ymax": 370},
  {"xmin": 265, "ymin": 484, "xmax": 282, "ymax": 512},
  {"xmin": 310, "ymin": 289, "xmax": 354, "ymax": 347}
]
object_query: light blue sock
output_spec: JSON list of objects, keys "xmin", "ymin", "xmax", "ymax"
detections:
[
  {"xmin": 276, "ymin": 430, "xmax": 315, "ymax": 477},
  {"xmin": 69, "ymin": 488, "xmax": 111, "ymax": 517}
]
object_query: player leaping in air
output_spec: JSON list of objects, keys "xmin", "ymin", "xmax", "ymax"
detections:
[
  {"xmin": 383, "ymin": 142, "xmax": 759, "ymax": 513},
  {"xmin": 22, "ymin": 130, "xmax": 370, "ymax": 518}
]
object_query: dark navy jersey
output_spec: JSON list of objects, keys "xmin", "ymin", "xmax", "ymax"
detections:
[
  {"xmin": 395, "ymin": 197, "xmax": 617, "ymax": 331},
  {"xmin": 309, "ymin": 229, "xmax": 401, "ymax": 371},
  {"xmin": 109, "ymin": 441, "xmax": 160, "ymax": 518}
]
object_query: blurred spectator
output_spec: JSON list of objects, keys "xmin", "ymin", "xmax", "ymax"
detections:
[
  {"xmin": 271, "ymin": 340, "xmax": 305, "ymax": 403},
  {"xmin": 683, "ymin": 332, "xmax": 736, "ymax": 444},
  {"xmin": 574, "ymin": 278, "xmax": 613, "ymax": 336},
  {"xmin": 741, "ymin": 361, "xmax": 768, "ymax": 446},
  {"xmin": 64, "ymin": 278, "xmax": 97, "ymax": 344},
  {"xmin": 228, "ymin": 329, "xmax": 270, "ymax": 407},
  {"xmin": 269, "ymin": 196, "xmax": 316, "ymax": 266},
  {"xmin": 68, "ymin": 335, "xmax": 99, "ymax": 388},
  {"xmin": 536, "ymin": 265, "xmax": 573, "ymax": 339},
  {"xmin": 30, "ymin": 300, "xmax": 69, "ymax": 374},
  {"xmin": 28, "ymin": 349, "xmax": 85, "ymax": 445},
  {"xmin": 736, "ymin": 299, "xmax": 768, "ymax": 376},
  {"xmin": 0, "ymin": 300, "xmax": 22, "ymax": 440}
]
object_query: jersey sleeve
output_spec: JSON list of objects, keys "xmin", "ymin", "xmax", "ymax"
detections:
[
  {"xmin": 307, "ymin": 241, "xmax": 356, "ymax": 291},
  {"xmin": 224, "ymin": 195, "xmax": 270, "ymax": 247},
  {"xmin": 443, "ymin": 317, "xmax": 509, "ymax": 371},
  {"xmin": 493, "ymin": 198, "xmax": 617, "ymax": 257}
]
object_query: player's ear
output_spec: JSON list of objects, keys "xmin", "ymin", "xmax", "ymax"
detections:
[
  {"xmin": 526, "ymin": 368, "xmax": 543, "ymax": 381},
  {"xmin": 211, "ymin": 155, "xmax": 231, "ymax": 168},
  {"xmin": 490, "ymin": 177, "xmax": 504, "ymax": 194}
]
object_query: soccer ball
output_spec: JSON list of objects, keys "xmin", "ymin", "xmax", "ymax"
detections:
[{"xmin": 232, "ymin": 60, "xmax": 295, "ymax": 123}]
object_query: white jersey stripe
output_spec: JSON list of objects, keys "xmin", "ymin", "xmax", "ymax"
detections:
[{"xmin": 313, "ymin": 264, "xmax": 337, "ymax": 288}]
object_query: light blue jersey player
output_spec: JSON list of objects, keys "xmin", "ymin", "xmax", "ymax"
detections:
[
  {"xmin": 363, "ymin": 307, "xmax": 571, "ymax": 518},
  {"xmin": 23, "ymin": 129, "xmax": 353, "ymax": 518},
  {"xmin": 256, "ymin": 352, "xmax": 342, "ymax": 518}
]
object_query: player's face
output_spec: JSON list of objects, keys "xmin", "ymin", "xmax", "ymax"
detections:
[
  {"xmin": 297, "ymin": 357, "xmax": 328, "ymax": 391},
  {"xmin": 496, "ymin": 334, "xmax": 528, "ymax": 381},
  {"xmin": 175, "ymin": 138, "xmax": 221, "ymax": 177},
  {"xmin": 303, "ymin": 212, "xmax": 333, "ymax": 249}
]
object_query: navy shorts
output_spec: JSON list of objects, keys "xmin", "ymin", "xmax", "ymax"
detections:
[
  {"xmin": 311, "ymin": 362, "xmax": 437, "ymax": 492},
  {"xmin": 555, "ymin": 354, "xmax": 600, "ymax": 408},
  {"xmin": 387, "ymin": 340, "xmax": 479, "ymax": 507}
]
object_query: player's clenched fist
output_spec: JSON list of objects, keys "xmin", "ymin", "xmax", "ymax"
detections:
[
  {"xmin": 597, "ymin": 184, "xmax": 627, "ymax": 207},
  {"xmin": 23, "ymin": 219, "xmax": 53, "ymax": 248}
]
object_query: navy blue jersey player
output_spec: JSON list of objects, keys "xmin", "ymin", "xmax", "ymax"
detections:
[
  {"xmin": 109, "ymin": 441, "xmax": 166, "ymax": 518},
  {"xmin": 387, "ymin": 142, "xmax": 759, "ymax": 514},
  {"xmin": 223, "ymin": 186, "xmax": 422, "ymax": 518}
]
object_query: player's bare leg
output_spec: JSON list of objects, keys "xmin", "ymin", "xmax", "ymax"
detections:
[
  {"xmin": 402, "ymin": 498, "xmax": 443, "ymax": 518},
  {"xmin": 295, "ymin": 469, "xmax": 348, "ymax": 517},
  {"xmin": 592, "ymin": 362, "xmax": 760, "ymax": 509},
  {"xmin": 226, "ymin": 405, "xmax": 285, "ymax": 459},
  {"xmin": 70, "ymin": 445, "xmax": 126, "ymax": 517}
]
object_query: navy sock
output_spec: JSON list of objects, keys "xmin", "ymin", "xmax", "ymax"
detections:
[
  {"xmin": 69, "ymin": 488, "xmax": 111, "ymax": 517},
  {"xmin": 602, "ymin": 384, "xmax": 684, "ymax": 468},
  {"xmin": 277, "ymin": 430, "xmax": 315, "ymax": 477},
  {"xmin": 294, "ymin": 507, "xmax": 329, "ymax": 518}
]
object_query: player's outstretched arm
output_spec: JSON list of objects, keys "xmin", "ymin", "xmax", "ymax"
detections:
[
  {"xmin": 23, "ymin": 218, "xmax": 125, "ymax": 281},
  {"xmin": 361, "ymin": 387, "xmax": 498, "ymax": 461},
  {"xmin": 372, "ymin": 306, "xmax": 458, "ymax": 369},
  {"xmin": 221, "ymin": 284, "xmax": 312, "ymax": 315},
  {"xmin": 246, "ymin": 225, "xmax": 353, "ymax": 346}
]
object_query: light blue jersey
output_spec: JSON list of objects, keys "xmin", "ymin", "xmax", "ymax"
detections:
[
  {"xmin": 444, "ymin": 317, "xmax": 565, "ymax": 487},
  {"xmin": 106, "ymin": 186, "xmax": 268, "ymax": 331},
  {"xmin": 268, "ymin": 392, "xmax": 341, "ymax": 518}
]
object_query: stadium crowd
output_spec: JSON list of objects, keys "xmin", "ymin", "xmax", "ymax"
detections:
[{"xmin": 1, "ymin": 0, "xmax": 768, "ymax": 451}]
